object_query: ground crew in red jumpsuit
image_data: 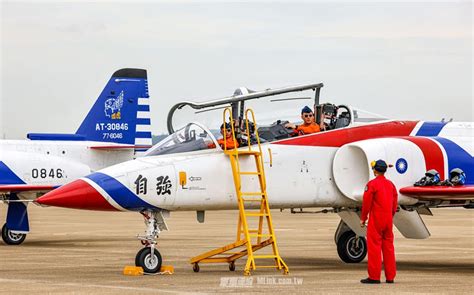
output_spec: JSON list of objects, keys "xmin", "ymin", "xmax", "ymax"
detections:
[{"xmin": 360, "ymin": 160, "xmax": 398, "ymax": 284}]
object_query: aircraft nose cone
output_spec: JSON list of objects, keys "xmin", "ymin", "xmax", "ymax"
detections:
[{"xmin": 36, "ymin": 179, "xmax": 118, "ymax": 211}]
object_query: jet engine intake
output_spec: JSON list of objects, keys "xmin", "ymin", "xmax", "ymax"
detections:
[{"xmin": 332, "ymin": 138, "xmax": 425, "ymax": 204}]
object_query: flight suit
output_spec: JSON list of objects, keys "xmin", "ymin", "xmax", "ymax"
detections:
[
  {"xmin": 217, "ymin": 137, "xmax": 239, "ymax": 149},
  {"xmin": 361, "ymin": 175, "xmax": 398, "ymax": 281},
  {"xmin": 294, "ymin": 123, "xmax": 320, "ymax": 136}
]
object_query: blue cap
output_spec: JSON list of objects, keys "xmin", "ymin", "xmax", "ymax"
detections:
[
  {"xmin": 371, "ymin": 159, "xmax": 388, "ymax": 173},
  {"xmin": 301, "ymin": 106, "xmax": 313, "ymax": 114}
]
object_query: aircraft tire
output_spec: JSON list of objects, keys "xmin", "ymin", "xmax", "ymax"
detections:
[
  {"xmin": 1, "ymin": 223, "xmax": 27, "ymax": 245},
  {"xmin": 229, "ymin": 261, "xmax": 236, "ymax": 271},
  {"xmin": 135, "ymin": 247, "xmax": 162, "ymax": 273},
  {"xmin": 337, "ymin": 231, "xmax": 366, "ymax": 263}
]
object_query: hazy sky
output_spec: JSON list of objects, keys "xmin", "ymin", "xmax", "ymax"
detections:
[{"xmin": 1, "ymin": 1, "xmax": 472, "ymax": 139}]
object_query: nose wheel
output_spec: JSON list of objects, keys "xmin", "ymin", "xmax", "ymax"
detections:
[
  {"xmin": 135, "ymin": 247, "xmax": 162, "ymax": 273},
  {"xmin": 134, "ymin": 210, "xmax": 168, "ymax": 273},
  {"xmin": 2, "ymin": 223, "xmax": 27, "ymax": 245}
]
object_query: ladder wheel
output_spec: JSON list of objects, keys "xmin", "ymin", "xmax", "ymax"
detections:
[
  {"xmin": 244, "ymin": 270, "xmax": 251, "ymax": 276},
  {"xmin": 229, "ymin": 261, "xmax": 236, "ymax": 271},
  {"xmin": 192, "ymin": 263, "xmax": 200, "ymax": 273},
  {"xmin": 283, "ymin": 268, "xmax": 289, "ymax": 275}
]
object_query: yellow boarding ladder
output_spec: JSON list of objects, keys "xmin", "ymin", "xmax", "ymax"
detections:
[{"xmin": 190, "ymin": 107, "xmax": 289, "ymax": 276}]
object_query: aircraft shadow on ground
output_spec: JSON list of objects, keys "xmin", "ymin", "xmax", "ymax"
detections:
[
  {"xmin": 284, "ymin": 257, "xmax": 474, "ymax": 274},
  {"xmin": 10, "ymin": 237, "xmax": 128, "ymax": 248},
  {"xmin": 5, "ymin": 241, "xmax": 473, "ymax": 274}
]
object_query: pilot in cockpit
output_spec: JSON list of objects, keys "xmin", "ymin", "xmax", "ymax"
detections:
[
  {"xmin": 285, "ymin": 106, "xmax": 321, "ymax": 136},
  {"xmin": 217, "ymin": 122, "xmax": 239, "ymax": 150}
]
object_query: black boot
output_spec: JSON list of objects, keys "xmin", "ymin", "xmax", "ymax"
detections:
[
  {"xmin": 386, "ymin": 279, "xmax": 394, "ymax": 284},
  {"xmin": 360, "ymin": 278, "xmax": 381, "ymax": 284}
]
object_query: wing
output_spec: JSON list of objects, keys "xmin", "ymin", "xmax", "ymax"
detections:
[
  {"xmin": 399, "ymin": 185, "xmax": 474, "ymax": 201},
  {"xmin": 0, "ymin": 184, "xmax": 58, "ymax": 193}
]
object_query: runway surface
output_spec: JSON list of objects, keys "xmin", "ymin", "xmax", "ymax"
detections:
[{"xmin": 1, "ymin": 206, "xmax": 473, "ymax": 294}]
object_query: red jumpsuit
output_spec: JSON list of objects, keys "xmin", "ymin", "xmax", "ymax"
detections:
[{"xmin": 361, "ymin": 175, "xmax": 398, "ymax": 281}]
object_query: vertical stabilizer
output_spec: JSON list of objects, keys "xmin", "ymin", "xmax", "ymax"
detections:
[{"xmin": 76, "ymin": 68, "xmax": 152, "ymax": 146}]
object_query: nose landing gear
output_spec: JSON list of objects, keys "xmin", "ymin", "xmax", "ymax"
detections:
[
  {"xmin": 2, "ymin": 223, "xmax": 27, "ymax": 245},
  {"xmin": 134, "ymin": 210, "xmax": 168, "ymax": 273}
]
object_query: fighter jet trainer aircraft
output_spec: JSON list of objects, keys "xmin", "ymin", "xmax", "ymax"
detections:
[
  {"xmin": 37, "ymin": 83, "xmax": 473, "ymax": 273},
  {"xmin": 1, "ymin": 68, "xmax": 152, "ymax": 245}
]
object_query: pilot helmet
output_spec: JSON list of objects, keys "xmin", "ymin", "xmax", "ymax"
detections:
[
  {"xmin": 424, "ymin": 169, "xmax": 441, "ymax": 185},
  {"xmin": 415, "ymin": 169, "xmax": 440, "ymax": 186},
  {"xmin": 449, "ymin": 168, "xmax": 466, "ymax": 186}
]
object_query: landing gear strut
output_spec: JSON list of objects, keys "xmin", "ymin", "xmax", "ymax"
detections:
[
  {"xmin": 134, "ymin": 210, "xmax": 168, "ymax": 273},
  {"xmin": 336, "ymin": 231, "xmax": 367, "ymax": 263},
  {"xmin": 2, "ymin": 223, "xmax": 27, "ymax": 245}
]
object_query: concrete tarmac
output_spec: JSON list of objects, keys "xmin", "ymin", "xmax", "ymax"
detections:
[{"xmin": 0, "ymin": 206, "xmax": 473, "ymax": 294}]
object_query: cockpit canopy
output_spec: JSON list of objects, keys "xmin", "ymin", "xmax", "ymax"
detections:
[
  {"xmin": 148, "ymin": 83, "xmax": 389, "ymax": 156},
  {"xmin": 145, "ymin": 122, "xmax": 216, "ymax": 157}
]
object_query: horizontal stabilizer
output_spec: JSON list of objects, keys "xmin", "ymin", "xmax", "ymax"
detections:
[
  {"xmin": 27, "ymin": 133, "xmax": 86, "ymax": 141},
  {"xmin": 89, "ymin": 145, "xmax": 152, "ymax": 151},
  {"xmin": 400, "ymin": 185, "xmax": 474, "ymax": 201},
  {"xmin": 393, "ymin": 208, "xmax": 430, "ymax": 239},
  {"xmin": 0, "ymin": 185, "xmax": 57, "ymax": 193}
]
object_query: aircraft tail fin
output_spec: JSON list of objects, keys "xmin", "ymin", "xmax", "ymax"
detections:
[{"xmin": 75, "ymin": 68, "xmax": 152, "ymax": 146}]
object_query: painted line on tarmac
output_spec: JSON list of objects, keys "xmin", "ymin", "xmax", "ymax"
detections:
[{"xmin": 0, "ymin": 278, "xmax": 202, "ymax": 294}]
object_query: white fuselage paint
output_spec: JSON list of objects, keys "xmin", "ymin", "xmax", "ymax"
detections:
[
  {"xmin": 99, "ymin": 143, "xmax": 357, "ymax": 211},
  {"xmin": 94, "ymin": 120, "xmax": 474, "ymax": 212},
  {"xmin": 0, "ymin": 140, "xmax": 133, "ymax": 188}
]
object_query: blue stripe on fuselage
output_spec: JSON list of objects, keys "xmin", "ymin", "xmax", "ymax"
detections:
[
  {"xmin": 431, "ymin": 137, "xmax": 474, "ymax": 185},
  {"xmin": 416, "ymin": 122, "xmax": 447, "ymax": 136},
  {"xmin": 0, "ymin": 162, "xmax": 25, "ymax": 185},
  {"xmin": 86, "ymin": 172, "xmax": 158, "ymax": 211}
]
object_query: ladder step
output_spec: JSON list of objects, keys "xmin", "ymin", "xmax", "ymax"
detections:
[
  {"xmin": 236, "ymin": 150, "xmax": 260, "ymax": 155},
  {"xmin": 241, "ymin": 198, "xmax": 263, "ymax": 202},
  {"xmin": 239, "ymin": 171, "xmax": 261, "ymax": 175},
  {"xmin": 245, "ymin": 213, "xmax": 269, "ymax": 217},
  {"xmin": 254, "ymin": 265, "xmax": 279, "ymax": 269},
  {"xmin": 248, "ymin": 234, "xmax": 272, "ymax": 238},
  {"xmin": 253, "ymin": 255, "xmax": 278, "ymax": 259},
  {"xmin": 241, "ymin": 192, "xmax": 264, "ymax": 196}
]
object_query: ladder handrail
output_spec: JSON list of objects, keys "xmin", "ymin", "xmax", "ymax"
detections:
[
  {"xmin": 244, "ymin": 108, "xmax": 266, "ymax": 191},
  {"xmin": 222, "ymin": 107, "xmax": 242, "ymax": 178}
]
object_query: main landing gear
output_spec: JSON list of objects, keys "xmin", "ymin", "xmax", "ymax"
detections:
[
  {"xmin": 134, "ymin": 210, "xmax": 168, "ymax": 273},
  {"xmin": 2, "ymin": 223, "xmax": 27, "ymax": 245},
  {"xmin": 336, "ymin": 230, "xmax": 367, "ymax": 263}
]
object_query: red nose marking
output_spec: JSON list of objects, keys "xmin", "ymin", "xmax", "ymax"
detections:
[{"xmin": 36, "ymin": 179, "xmax": 118, "ymax": 211}]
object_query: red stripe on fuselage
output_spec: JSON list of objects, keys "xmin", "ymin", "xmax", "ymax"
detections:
[
  {"xmin": 401, "ymin": 137, "xmax": 445, "ymax": 180},
  {"xmin": 273, "ymin": 121, "xmax": 419, "ymax": 147}
]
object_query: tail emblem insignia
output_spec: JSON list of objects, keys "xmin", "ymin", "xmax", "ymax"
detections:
[{"xmin": 104, "ymin": 91, "xmax": 124, "ymax": 120}]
